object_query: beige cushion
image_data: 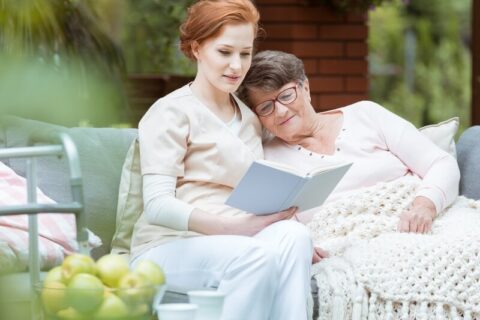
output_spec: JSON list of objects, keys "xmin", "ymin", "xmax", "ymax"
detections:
[
  {"xmin": 419, "ymin": 117, "xmax": 459, "ymax": 158},
  {"xmin": 110, "ymin": 138, "xmax": 143, "ymax": 257}
]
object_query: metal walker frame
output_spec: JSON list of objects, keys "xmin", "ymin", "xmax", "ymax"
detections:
[{"xmin": 0, "ymin": 132, "xmax": 88, "ymax": 320}]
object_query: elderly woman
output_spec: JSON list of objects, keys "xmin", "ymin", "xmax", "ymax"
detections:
[{"xmin": 237, "ymin": 50, "xmax": 460, "ymax": 236}]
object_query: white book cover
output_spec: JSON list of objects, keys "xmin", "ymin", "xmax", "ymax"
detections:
[{"xmin": 225, "ymin": 160, "xmax": 352, "ymax": 215}]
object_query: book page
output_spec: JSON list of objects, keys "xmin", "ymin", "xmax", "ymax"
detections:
[
  {"xmin": 256, "ymin": 159, "xmax": 305, "ymax": 177},
  {"xmin": 293, "ymin": 162, "xmax": 352, "ymax": 211},
  {"xmin": 308, "ymin": 161, "xmax": 353, "ymax": 177},
  {"xmin": 225, "ymin": 161, "xmax": 305, "ymax": 214},
  {"xmin": 225, "ymin": 161, "xmax": 352, "ymax": 215}
]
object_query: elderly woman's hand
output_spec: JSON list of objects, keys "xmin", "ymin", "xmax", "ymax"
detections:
[
  {"xmin": 397, "ymin": 196, "xmax": 436, "ymax": 234},
  {"xmin": 312, "ymin": 246, "xmax": 329, "ymax": 264}
]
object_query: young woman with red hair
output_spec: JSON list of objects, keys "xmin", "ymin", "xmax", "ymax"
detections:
[{"xmin": 130, "ymin": 1, "xmax": 313, "ymax": 319}]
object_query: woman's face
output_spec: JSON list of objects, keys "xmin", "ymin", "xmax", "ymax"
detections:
[
  {"xmin": 193, "ymin": 23, "xmax": 254, "ymax": 94},
  {"xmin": 248, "ymin": 81, "xmax": 317, "ymax": 143}
]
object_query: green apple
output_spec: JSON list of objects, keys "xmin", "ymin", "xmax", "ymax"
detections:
[
  {"xmin": 41, "ymin": 281, "xmax": 68, "ymax": 314},
  {"xmin": 133, "ymin": 260, "xmax": 165, "ymax": 286},
  {"xmin": 93, "ymin": 292, "xmax": 129, "ymax": 319},
  {"xmin": 96, "ymin": 254, "xmax": 130, "ymax": 288},
  {"xmin": 117, "ymin": 272, "xmax": 150, "ymax": 307},
  {"xmin": 56, "ymin": 307, "xmax": 87, "ymax": 320},
  {"xmin": 128, "ymin": 302, "xmax": 149, "ymax": 319},
  {"xmin": 44, "ymin": 266, "xmax": 66, "ymax": 284},
  {"xmin": 67, "ymin": 273, "xmax": 104, "ymax": 314},
  {"xmin": 62, "ymin": 254, "xmax": 97, "ymax": 283}
]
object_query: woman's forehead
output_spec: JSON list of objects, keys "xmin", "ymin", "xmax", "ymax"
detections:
[{"xmin": 250, "ymin": 82, "xmax": 296, "ymax": 97}]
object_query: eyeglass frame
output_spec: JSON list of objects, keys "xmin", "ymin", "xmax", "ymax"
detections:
[{"xmin": 253, "ymin": 82, "xmax": 302, "ymax": 117}]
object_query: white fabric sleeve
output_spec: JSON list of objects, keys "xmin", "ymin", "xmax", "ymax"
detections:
[
  {"xmin": 369, "ymin": 102, "xmax": 460, "ymax": 213},
  {"xmin": 142, "ymin": 174, "xmax": 194, "ymax": 231}
]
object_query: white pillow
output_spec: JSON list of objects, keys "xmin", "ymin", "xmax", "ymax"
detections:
[{"xmin": 419, "ymin": 117, "xmax": 459, "ymax": 158}]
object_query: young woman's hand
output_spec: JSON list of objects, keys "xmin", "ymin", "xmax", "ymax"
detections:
[
  {"xmin": 219, "ymin": 207, "xmax": 298, "ymax": 236},
  {"xmin": 397, "ymin": 196, "xmax": 436, "ymax": 234},
  {"xmin": 189, "ymin": 207, "xmax": 297, "ymax": 236}
]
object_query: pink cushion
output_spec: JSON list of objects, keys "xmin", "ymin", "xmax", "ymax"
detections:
[{"xmin": 0, "ymin": 162, "xmax": 100, "ymax": 272}]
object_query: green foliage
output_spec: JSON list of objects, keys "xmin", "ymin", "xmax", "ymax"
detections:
[
  {"xmin": 0, "ymin": 0, "xmax": 128, "ymax": 126},
  {"xmin": 0, "ymin": 0, "xmax": 124, "ymax": 74},
  {"xmin": 121, "ymin": 0, "xmax": 196, "ymax": 75},
  {"xmin": 0, "ymin": 56, "xmax": 124, "ymax": 127},
  {"xmin": 368, "ymin": 0, "xmax": 472, "ymax": 133}
]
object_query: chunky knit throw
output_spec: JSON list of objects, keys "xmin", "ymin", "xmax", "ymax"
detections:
[{"xmin": 307, "ymin": 176, "xmax": 480, "ymax": 320}]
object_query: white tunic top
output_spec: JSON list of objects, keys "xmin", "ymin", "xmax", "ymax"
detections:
[{"xmin": 131, "ymin": 85, "xmax": 263, "ymax": 259}]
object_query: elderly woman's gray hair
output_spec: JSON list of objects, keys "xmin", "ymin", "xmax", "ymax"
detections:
[{"xmin": 237, "ymin": 50, "xmax": 307, "ymax": 107}]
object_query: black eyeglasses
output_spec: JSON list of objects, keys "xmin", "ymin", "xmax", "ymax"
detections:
[{"xmin": 254, "ymin": 84, "xmax": 299, "ymax": 117}]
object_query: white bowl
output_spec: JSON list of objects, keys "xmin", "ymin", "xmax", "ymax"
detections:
[
  {"xmin": 155, "ymin": 303, "xmax": 197, "ymax": 320},
  {"xmin": 152, "ymin": 284, "xmax": 167, "ymax": 309},
  {"xmin": 187, "ymin": 290, "xmax": 225, "ymax": 320}
]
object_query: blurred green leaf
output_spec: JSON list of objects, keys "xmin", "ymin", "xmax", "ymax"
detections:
[
  {"xmin": 0, "ymin": 0, "xmax": 129, "ymax": 126},
  {"xmin": 121, "ymin": 0, "xmax": 195, "ymax": 75},
  {"xmin": 0, "ymin": 56, "xmax": 124, "ymax": 127},
  {"xmin": 368, "ymin": 0, "xmax": 471, "ymax": 134}
]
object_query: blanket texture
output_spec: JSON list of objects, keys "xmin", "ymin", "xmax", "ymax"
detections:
[{"xmin": 307, "ymin": 176, "xmax": 480, "ymax": 319}]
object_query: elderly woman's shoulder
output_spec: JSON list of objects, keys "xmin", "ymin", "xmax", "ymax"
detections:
[
  {"xmin": 343, "ymin": 100, "xmax": 384, "ymax": 111},
  {"xmin": 339, "ymin": 100, "xmax": 389, "ymax": 117}
]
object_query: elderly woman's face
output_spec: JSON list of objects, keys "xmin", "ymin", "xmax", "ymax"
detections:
[{"xmin": 248, "ymin": 81, "xmax": 315, "ymax": 142}]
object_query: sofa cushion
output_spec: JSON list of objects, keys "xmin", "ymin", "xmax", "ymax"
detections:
[
  {"xmin": 456, "ymin": 126, "xmax": 480, "ymax": 200},
  {"xmin": 0, "ymin": 117, "xmax": 137, "ymax": 258},
  {"xmin": 419, "ymin": 117, "xmax": 459, "ymax": 158},
  {"xmin": 0, "ymin": 125, "xmax": 5, "ymax": 149},
  {"xmin": 111, "ymin": 138, "xmax": 143, "ymax": 256}
]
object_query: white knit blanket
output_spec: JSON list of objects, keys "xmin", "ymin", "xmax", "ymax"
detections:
[{"xmin": 307, "ymin": 176, "xmax": 480, "ymax": 319}]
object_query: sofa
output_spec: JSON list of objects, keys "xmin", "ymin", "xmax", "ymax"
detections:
[{"xmin": 0, "ymin": 116, "xmax": 479, "ymax": 320}]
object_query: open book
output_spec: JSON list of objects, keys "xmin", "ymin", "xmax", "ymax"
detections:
[{"xmin": 226, "ymin": 160, "xmax": 352, "ymax": 215}]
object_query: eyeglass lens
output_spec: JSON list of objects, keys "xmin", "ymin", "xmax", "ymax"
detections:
[{"xmin": 255, "ymin": 87, "xmax": 297, "ymax": 116}]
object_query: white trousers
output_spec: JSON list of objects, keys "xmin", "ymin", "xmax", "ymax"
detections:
[{"xmin": 132, "ymin": 220, "xmax": 313, "ymax": 320}]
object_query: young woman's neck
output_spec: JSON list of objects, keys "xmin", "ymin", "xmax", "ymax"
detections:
[{"xmin": 190, "ymin": 77, "xmax": 232, "ymax": 111}]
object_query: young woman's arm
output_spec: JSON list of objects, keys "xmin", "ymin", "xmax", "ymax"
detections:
[{"xmin": 143, "ymin": 173, "xmax": 297, "ymax": 236}]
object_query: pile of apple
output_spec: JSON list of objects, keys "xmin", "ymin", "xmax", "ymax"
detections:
[{"xmin": 40, "ymin": 253, "xmax": 165, "ymax": 320}]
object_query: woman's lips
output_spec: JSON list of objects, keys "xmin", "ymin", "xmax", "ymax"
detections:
[
  {"xmin": 224, "ymin": 75, "xmax": 241, "ymax": 83},
  {"xmin": 278, "ymin": 115, "xmax": 295, "ymax": 125}
]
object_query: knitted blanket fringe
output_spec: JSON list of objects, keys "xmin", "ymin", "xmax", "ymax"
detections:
[{"xmin": 307, "ymin": 176, "xmax": 480, "ymax": 320}]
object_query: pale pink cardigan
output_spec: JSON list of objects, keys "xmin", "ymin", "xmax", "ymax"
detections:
[{"xmin": 264, "ymin": 101, "xmax": 460, "ymax": 220}]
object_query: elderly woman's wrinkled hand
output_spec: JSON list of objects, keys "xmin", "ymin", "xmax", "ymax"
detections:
[
  {"xmin": 397, "ymin": 196, "xmax": 436, "ymax": 234},
  {"xmin": 312, "ymin": 246, "xmax": 329, "ymax": 264}
]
